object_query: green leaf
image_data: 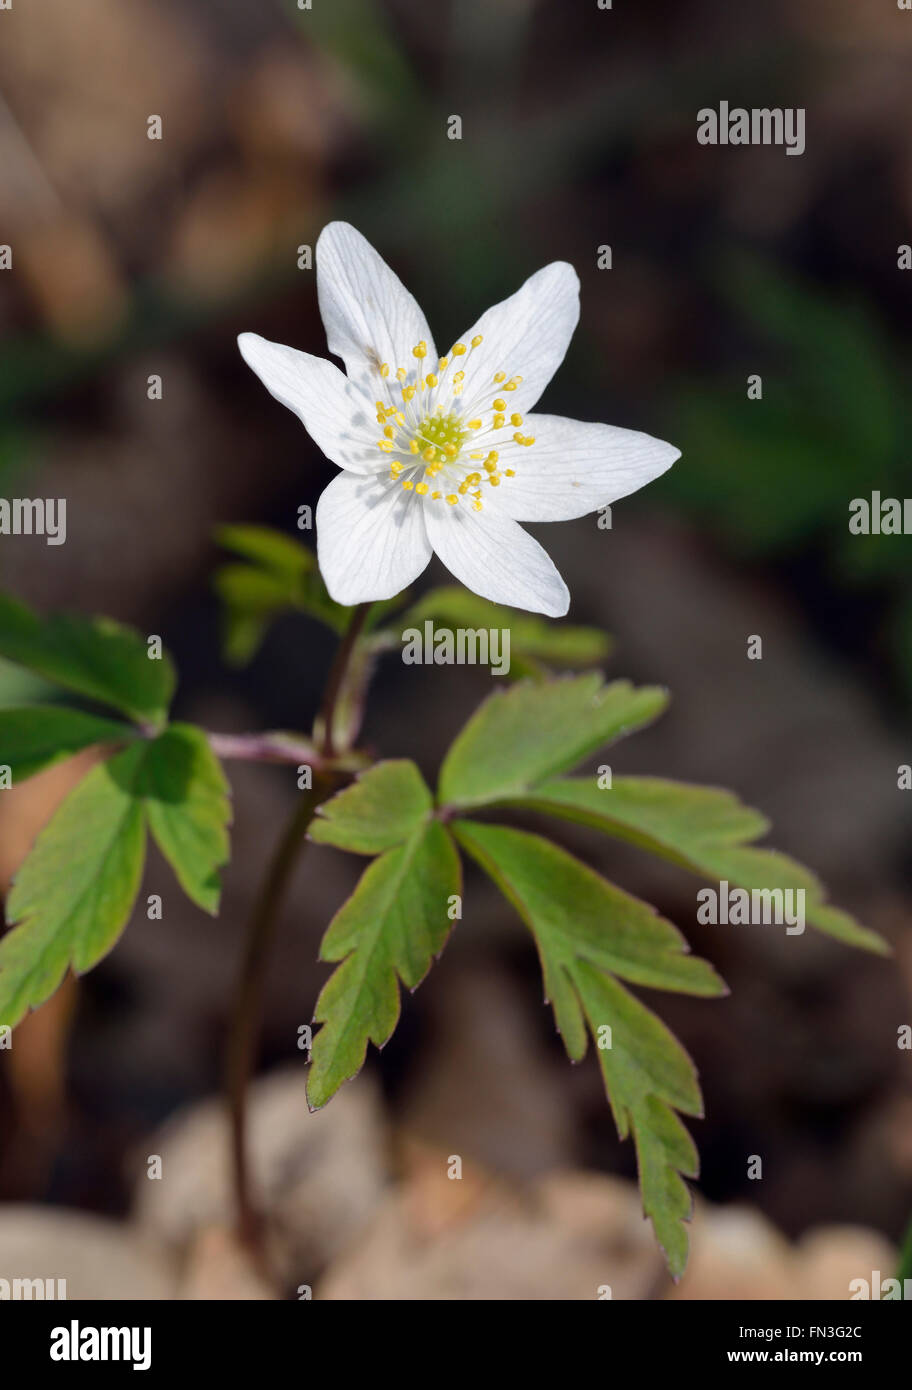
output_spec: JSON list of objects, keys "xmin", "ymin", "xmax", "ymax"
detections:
[
  {"xmin": 396, "ymin": 586, "xmax": 611, "ymax": 678},
  {"xmin": 135, "ymin": 724, "xmax": 231, "ymax": 914},
  {"xmin": 216, "ymin": 523, "xmax": 318, "ymax": 580},
  {"xmin": 0, "ymin": 745, "xmax": 148, "ymax": 1027},
  {"xmin": 438, "ymin": 675, "xmax": 667, "ymax": 810},
  {"xmin": 453, "ymin": 819, "xmax": 714, "ymax": 1277},
  {"xmin": 309, "ymin": 760, "xmax": 432, "ymax": 855},
  {"xmin": 573, "ymin": 963, "xmax": 700, "ymax": 1279},
  {"xmin": 508, "ymin": 776, "xmax": 888, "ymax": 955},
  {"xmin": 214, "ymin": 526, "xmax": 349, "ymax": 663},
  {"xmin": 307, "ymin": 820, "xmax": 460, "ymax": 1109},
  {"xmin": 0, "ymin": 593, "xmax": 175, "ymax": 727},
  {"xmin": 0, "ymin": 705, "xmax": 135, "ymax": 784},
  {"xmin": 452, "ymin": 820, "xmax": 725, "ymax": 1007}
]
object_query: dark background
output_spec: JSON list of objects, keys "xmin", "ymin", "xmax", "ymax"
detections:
[{"xmin": 0, "ymin": 0, "xmax": 910, "ymax": 1299}]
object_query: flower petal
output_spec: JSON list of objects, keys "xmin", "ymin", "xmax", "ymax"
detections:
[
  {"xmin": 490, "ymin": 414, "xmax": 679, "ymax": 522},
  {"xmin": 316, "ymin": 471, "xmax": 432, "ymax": 605},
  {"xmin": 238, "ymin": 333, "xmax": 382, "ymax": 474},
  {"xmin": 316, "ymin": 222, "xmax": 436, "ymax": 391},
  {"xmin": 453, "ymin": 262, "xmax": 579, "ymax": 417},
  {"xmin": 424, "ymin": 502, "xmax": 569, "ymax": 618}
]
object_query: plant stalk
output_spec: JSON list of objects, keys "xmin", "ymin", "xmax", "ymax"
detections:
[{"xmin": 224, "ymin": 603, "xmax": 371, "ymax": 1262}]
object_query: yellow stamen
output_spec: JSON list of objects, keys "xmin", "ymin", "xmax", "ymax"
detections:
[
  {"xmin": 470, "ymin": 335, "xmax": 483, "ymax": 348},
  {"xmin": 446, "ymin": 494, "xmax": 459, "ymax": 505},
  {"xmin": 467, "ymin": 418, "xmax": 482, "ymax": 430},
  {"xmin": 416, "ymin": 482, "xmax": 429, "ymax": 495},
  {"xmin": 413, "ymin": 341, "xmax": 427, "ymax": 359},
  {"xmin": 511, "ymin": 413, "xmax": 523, "ymax": 427}
]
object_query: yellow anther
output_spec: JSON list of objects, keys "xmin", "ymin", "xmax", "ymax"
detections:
[
  {"xmin": 446, "ymin": 494, "xmax": 459, "ymax": 505},
  {"xmin": 467, "ymin": 418, "xmax": 482, "ymax": 430},
  {"xmin": 454, "ymin": 371, "xmax": 465, "ymax": 383},
  {"xmin": 438, "ymin": 357, "xmax": 449, "ymax": 370},
  {"xmin": 416, "ymin": 482, "xmax": 429, "ymax": 495},
  {"xmin": 413, "ymin": 341, "xmax": 427, "ymax": 359},
  {"xmin": 390, "ymin": 459, "xmax": 403, "ymax": 473},
  {"xmin": 378, "ymin": 440, "xmax": 394, "ymax": 452},
  {"xmin": 470, "ymin": 452, "xmax": 484, "ymax": 460},
  {"xmin": 402, "ymin": 386, "xmax": 416, "ymax": 402},
  {"xmin": 402, "ymin": 479, "xmax": 414, "ymax": 490},
  {"xmin": 493, "ymin": 398, "xmax": 506, "ymax": 411},
  {"xmin": 513, "ymin": 432, "xmax": 525, "ymax": 444},
  {"xmin": 452, "ymin": 343, "xmax": 466, "ymax": 356},
  {"xmin": 493, "ymin": 414, "xmax": 505, "ymax": 429},
  {"xmin": 458, "ymin": 482, "xmax": 470, "ymax": 494},
  {"xmin": 396, "ymin": 367, "xmax": 407, "ymax": 381},
  {"xmin": 470, "ymin": 335, "xmax": 483, "ymax": 348},
  {"xmin": 444, "ymin": 443, "xmax": 458, "ymax": 457},
  {"xmin": 524, "ymin": 436, "xmax": 535, "ymax": 445},
  {"xmin": 511, "ymin": 413, "xmax": 523, "ymax": 427},
  {"xmin": 425, "ymin": 373, "xmax": 438, "ymax": 388},
  {"xmin": 466, "ymin": 473, "xmax": 481, "ymax": 485},
  {"xmin": 395, "ymin": 412, "xmax": 406, "ymax": 425},
  {"xmin": 384, "ymin": 425, "xmax": 394, "ymax": 439},
  {"xmin": 473, "ymin": 499, "xmax": 483, "ymax": 511},
  {"xmin": 380, "ymin": 363, "xmax": 389, "ymax": 377},
  {"xmin": 432, "ymin": 491, "xmax": 442, "ymax": 499},
  {"xmin": 487, "ymin": 450, "xmax": 499, "ymax": 463},
  {"xmin": 484, "ymin": 459, "xmax": 497, "ymax": 473},
  {"xmin": 493, "ymin": 371, "xmax": 506, "ymax": 383},
  {"xmin": 506, "ymin": 468, "xmax": 516, "ymax": 477},
  {"xmin": 505, "ymin": 377, "xmax": 520, "ymax": 390},
  {"xmin": 423, "ymin": 446, "xmax": 437, "ymax": 463},
  {"xmin": 409, "ymin": 440, "xmax": 420, "ymax": 454},
  {"xmin": 489, "ymin": 475, "xmax": 501, "ymax": 486}
]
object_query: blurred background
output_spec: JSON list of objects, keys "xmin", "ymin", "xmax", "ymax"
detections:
[{"xmin": 1, "ymin": 0, "xmax": 911, "ymax": 1299}]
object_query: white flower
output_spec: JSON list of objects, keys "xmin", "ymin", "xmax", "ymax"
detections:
[{"xmin": 238, "ymin": 222, "xmax": 678, "ymax": 617}]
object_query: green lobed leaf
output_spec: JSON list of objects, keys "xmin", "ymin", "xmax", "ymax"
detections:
[
  {"xmin": 135, "ymin": 724, "xmax": 231, "ymax": 914},
  {"xmin": 0, "ymin": 705, "xmax": 136, "ymax": 784},
  {"xmin": 437, "ymin": 675, "xmax": 668, "ymax": 810},
  {"xmin": 214, "ymin": 525, "xmax": 350, "ymax": 663},
  {"xmin": 396, "ymin": 586, "xmax": 611, "ymax": 678},
  {"xmin": 452, "ymin": 818, "xmax": 714, "ymax": 1277},
  {"xmin": 0, "ymin": 593, "xmax": 175, "ymax": 727},
  {"xmin": 0, "ymin": 723, "xmax": 233, "ymax": 1026},
  {"xmin": 451, "ymin": 821, "xmax": 725, "ymax": 1000},
  {"xmin": 307, "ymin": 820, "xmax": 461, "ymax": 1110},
  {"xmin": 309, "ymin": 760, "xmax": 432, "ymax": 855},
  {"xmin": 0, "ymin": 744, "xmax": 148, "ymax": 1027},
  {"xmin": 215, "ymin": 523, "xmax": 318, "ymax": 579},
  {"xmin": 508, "ymin": 776, "xmax": 888, "ymax": 955}
]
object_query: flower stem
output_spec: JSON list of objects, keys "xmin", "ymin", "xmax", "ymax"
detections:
[
  {"xmin": 225, "ymin": 780, "xmax": 326, "ymax": 1260},
  {"xmin": 317, "ymin": 602, "xmax": 372, "ymax": 758},
  {"xmin": 225, "ymin": 602, "xmax": 372, "ymax": 1262}
]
